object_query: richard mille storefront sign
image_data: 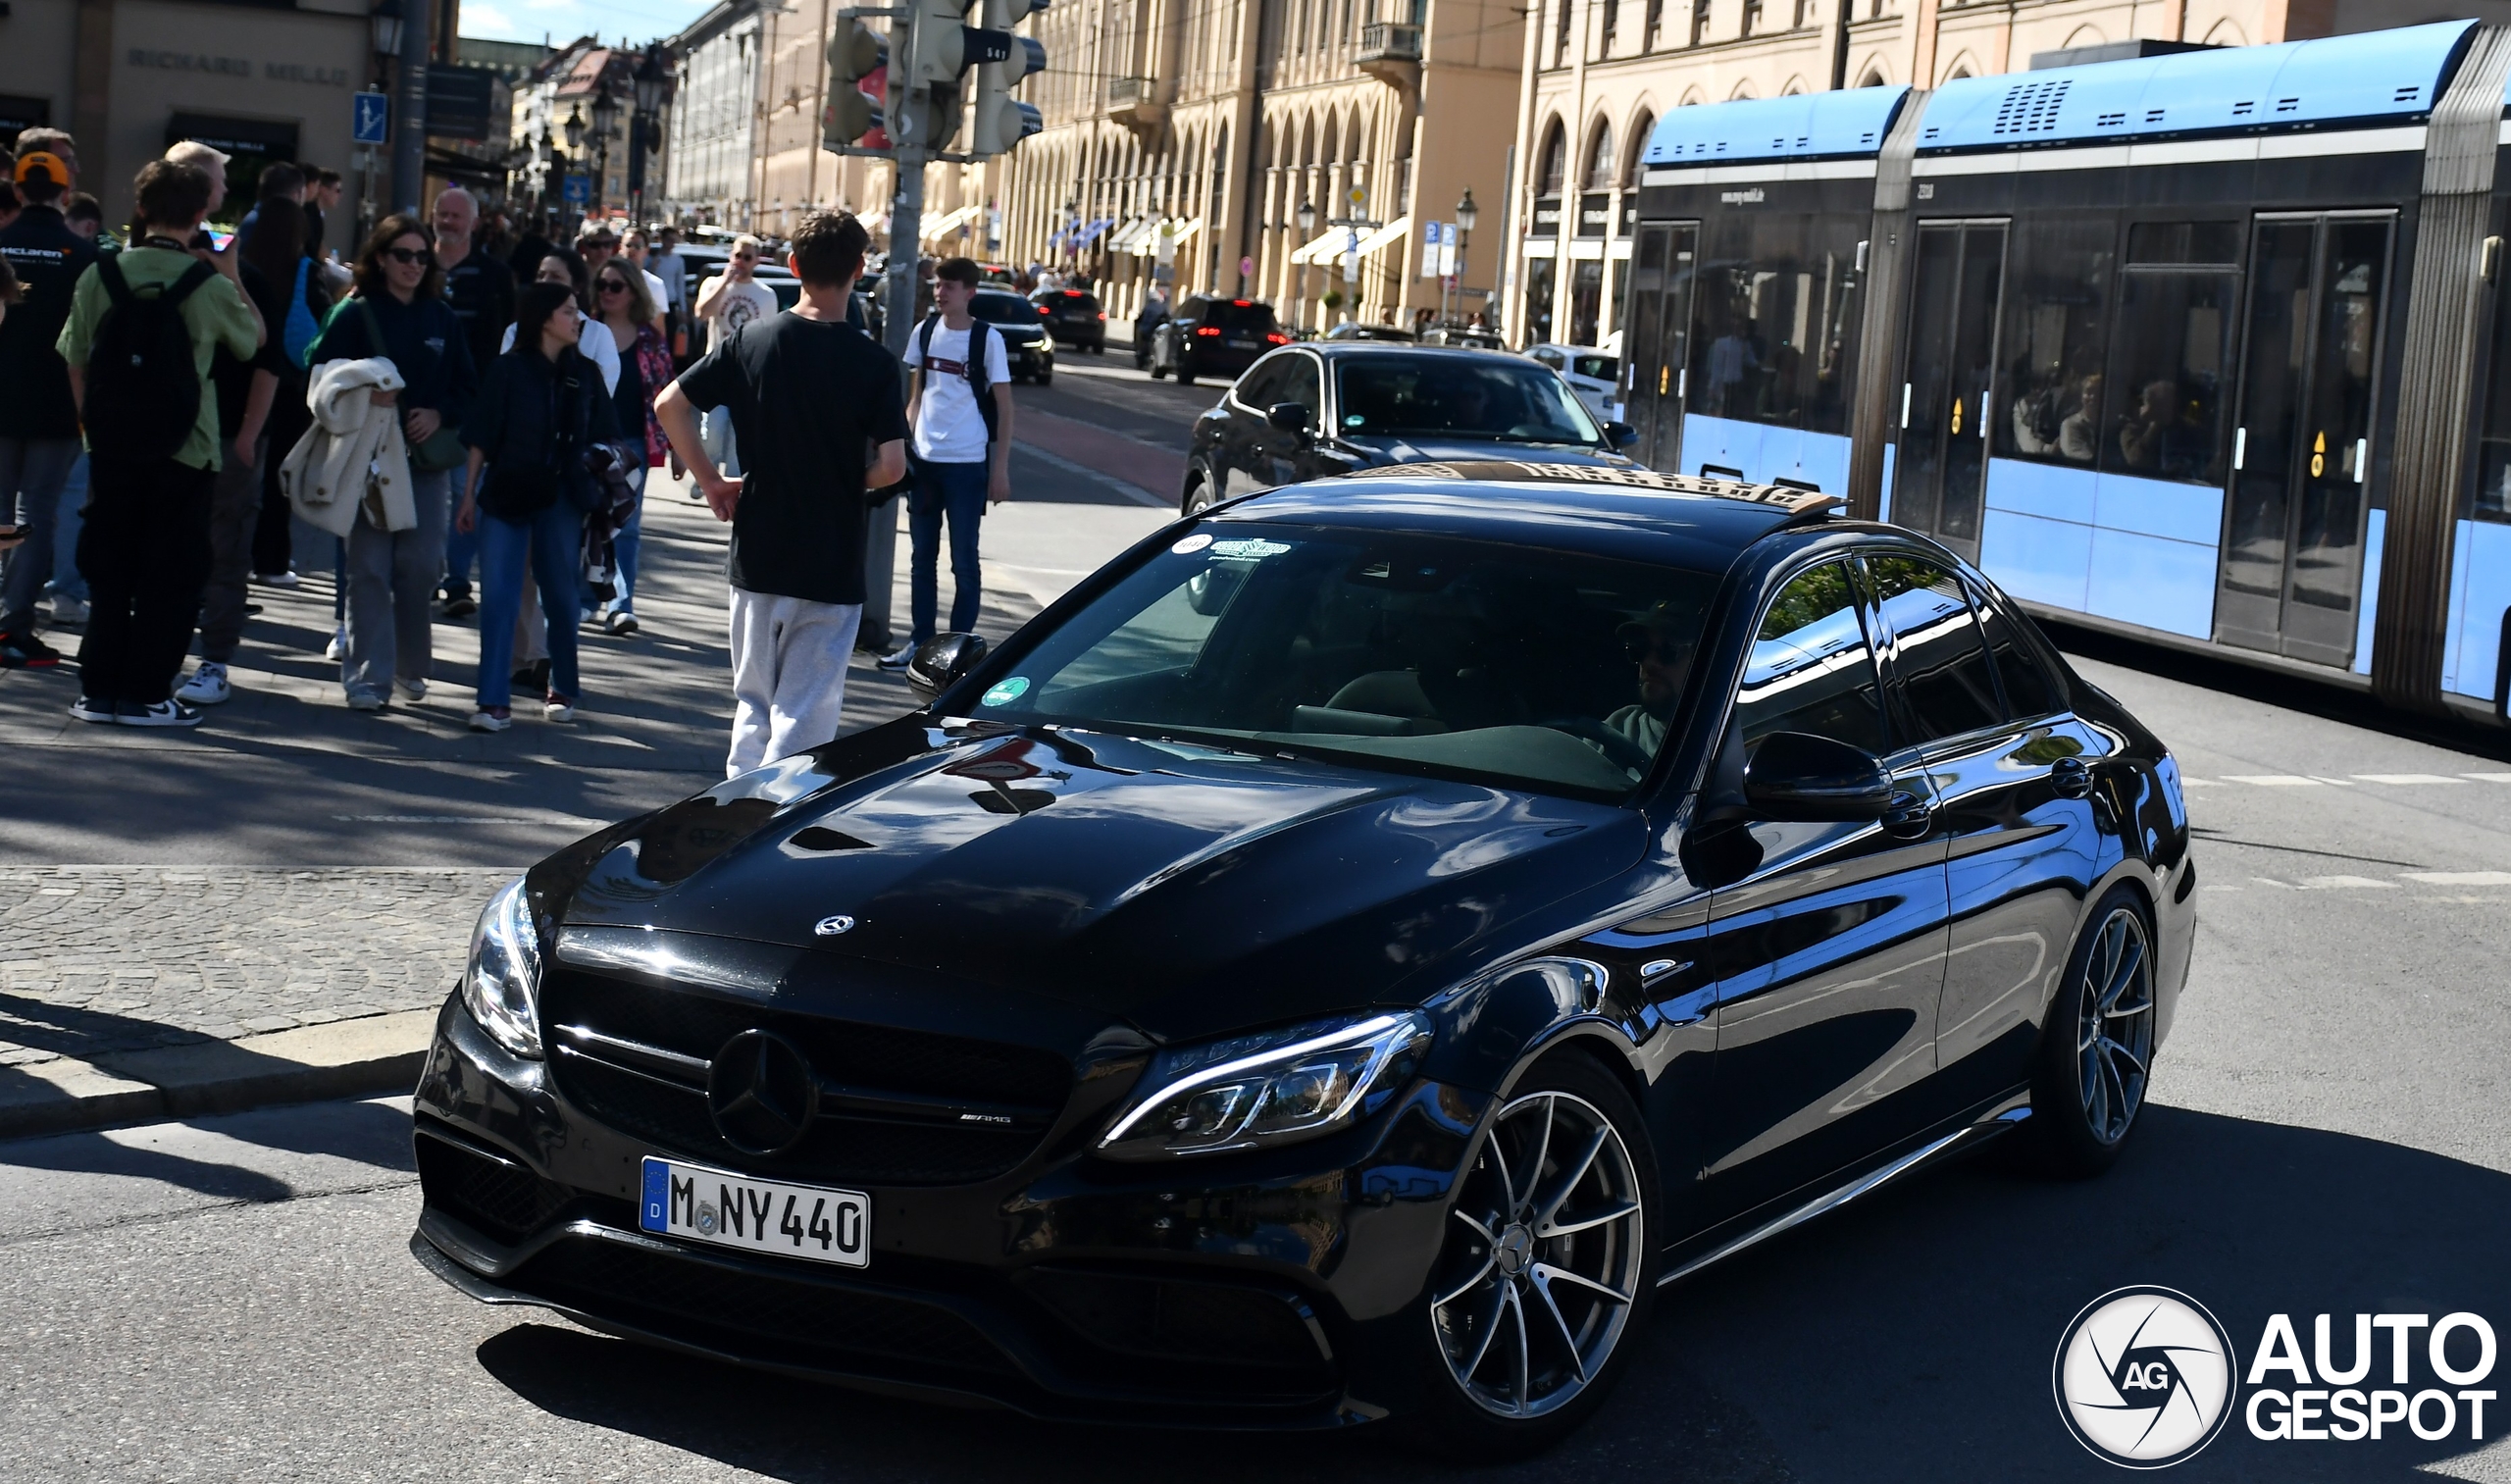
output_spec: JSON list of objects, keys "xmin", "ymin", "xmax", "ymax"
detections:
[{"xmin": 127, "ymin": 49, "xmax": 351, "ymax": 87}]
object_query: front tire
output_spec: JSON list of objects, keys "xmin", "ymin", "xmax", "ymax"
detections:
[
  {"xmin": 1409, "ymin": 1052, "xmax": 1659, "ymax": 1459},
  {"xmin": 2023, "ymin": 887, "xmax": 2158, "ymax": 1177},
  {"xmin": 1176, "ymin": 358, "xmax": 1197, "ymax": 387}
]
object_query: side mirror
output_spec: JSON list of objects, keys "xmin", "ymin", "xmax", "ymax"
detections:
[
  {"xmin": 904, "ymin": 633, "xmax": 990, "ymax": 702},
  {"xmin": 1742, "ymin": 731, "xmax": 1892, "ymax": 822},
  {"xmin": 1605, "ymin": 420, "xmax": 1640, "ymax": 448},
  {"xmin": 1267, "ymin": 401, "xmax": 1314, "ymax": 435}
]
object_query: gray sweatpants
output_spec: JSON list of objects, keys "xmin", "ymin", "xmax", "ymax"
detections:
[
  {"xmin": 341, "ymin": 468, "xmax": 451, "ymax": 700},
  {"xmin": 727, "ymin": 587, "xmax": 860, "ymax": 778},
  {"xmin": 195, "ymin": 432, "xmax": 268, "ymax": 664}
]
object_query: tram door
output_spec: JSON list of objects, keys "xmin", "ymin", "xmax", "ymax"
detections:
[
  {"xmin": 2218, "ymin": 213, "xmax": 2394, "ymax": 666},
  {"xmin": 1890, "ymin": 221, "xmax": 2009, "ymax": 560},
  {"xmin": 1622, "ymin": 221, "xmax": 1700, "ymax": 473}
]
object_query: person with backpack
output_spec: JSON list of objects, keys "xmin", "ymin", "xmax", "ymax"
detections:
[
  {"xmin": 52, "ymin": 158, "xmax": 264, "ymax": 727},
  {"xmin": 173, "ymin": 196, "xmax": 310, "ymax": 705},
  {"xmin": 879, "ymin": 256, "xmax": 1012, "ymax": 671},
  {"xmin": 454, "ymin": 280, "xmax": 620, "ymax": 732},
  {"xmin": 304, "ymin": 214, "xmax": 476, "ymax": 710},
  {"xmin": 0, "ymin": 133, "xmax": 99, "ymax": 669}
]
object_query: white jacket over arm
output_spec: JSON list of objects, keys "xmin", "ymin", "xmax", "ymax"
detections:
[{"xmin": 280, "ymin": 356, "xmax": 417, "ymax": 537}]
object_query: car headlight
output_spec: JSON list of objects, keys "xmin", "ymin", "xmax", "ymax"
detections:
[
  {"xmin": 1098, "ymin": 1011, "xmax": 1432, "ymax": 1160},
  {"xmin": 460, "ymin": 876, "xmax": 545, "ymax": 1059}
]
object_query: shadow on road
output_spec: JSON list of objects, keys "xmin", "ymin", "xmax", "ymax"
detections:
[{"xmin": 464, "ymin": 1105, "xmax": 2511, "ymax": 1482}]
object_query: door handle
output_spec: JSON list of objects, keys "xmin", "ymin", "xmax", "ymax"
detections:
[
  {"xmin": 2050, "ymin": 756, "xmax": 2092, "ymax": 799},
  {"xmin": 1881, "ymin": 790, "xmax": 1932, "ymax": 839}
]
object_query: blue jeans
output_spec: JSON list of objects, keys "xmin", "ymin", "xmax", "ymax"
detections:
[
  {"xmin": 585, "ymin": 464, "xmax": 647, "ymax": 614},
  {"xmin": 475, "ymin": 499, "xmax": 586, "ymax": 709},
  {"xmin": 908, "ymin": 459, "xmax": 988, "ymax": 643},
  {"xmin": 443, "ymin": 517, "xmax": 480, "ymax": 599},
  {"xmin": 48, "ymin": 453, "xmax": 87, "ymax": 602},
  {"xmin": 0, "ymin": 436, "xmax": 81, "ymax": 633}
]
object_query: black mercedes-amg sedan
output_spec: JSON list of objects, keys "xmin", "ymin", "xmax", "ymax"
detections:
[{"xmin": 410, "ymin": 465, "xmax": 2194, "ymax": 1456}]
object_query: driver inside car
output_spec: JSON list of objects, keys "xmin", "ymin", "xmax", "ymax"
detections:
[{"xmin": 1599, "ymin": 603, "xmax": 1697, "ymax": 763}]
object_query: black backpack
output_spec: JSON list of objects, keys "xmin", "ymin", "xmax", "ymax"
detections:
[
  {"xmin": 84, "ymin": 255, "xmax": 217, "ymax": 460},
  {"xmin": 915, "ymin": 313, "xmax": 998, "ymax": 445}
]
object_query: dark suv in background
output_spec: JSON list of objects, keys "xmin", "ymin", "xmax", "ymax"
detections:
[
  {"xmin": 1031, "ymin": 288, "xmax": 1106, "ymax": 352},
  {"xmin": 971, "ymin": 289, "xmax": 1056, "ymax": 384},
  {"xmin": 1148, "ymin": 296, "xmax": 1288, "ymax": 385}
]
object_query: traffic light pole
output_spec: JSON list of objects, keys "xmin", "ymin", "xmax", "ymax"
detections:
[{"xmin": 864, "ymin": 145, "xmax": 923, "ymax": 650}]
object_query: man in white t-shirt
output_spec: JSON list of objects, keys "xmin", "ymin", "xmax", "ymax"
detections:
[
  {"xmin": 692, "ymin": 234, "xmax": 779, "ymax": 476},
  {"xmin": 880, "ymin": 256, "xmax": 1013, "ymax": 666}
]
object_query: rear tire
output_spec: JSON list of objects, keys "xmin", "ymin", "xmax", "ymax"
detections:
[
  {"xmin": 1406, "ymin": 1052, "xmax": 1660, "ymax": 1460},
  {"xmin": 2020, "ymin": 886, "xmax": 2158, "ymax": 1177},
  {"xmin": 1177, "ymin": 360, "xmax": 1197, "ymax": 387}
]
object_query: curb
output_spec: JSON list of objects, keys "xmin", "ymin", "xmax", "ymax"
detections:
[{"xmin": 0, "ymin": 1008, "xmax": 436, "ymax": 1141}]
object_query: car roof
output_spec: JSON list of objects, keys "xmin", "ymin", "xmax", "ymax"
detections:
[
  {"xmin": 1302, "ymin": 342, "xmax": 1529, "ymax": 364},
  {"xmin": 1211, "ymin": 465, "xmax": 1840, "ymax": 570}
]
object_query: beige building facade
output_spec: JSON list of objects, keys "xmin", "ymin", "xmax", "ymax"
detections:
[
  {"xmin": 0, "ymin": 0, "xmax": 370, "ymax": 252},
  {"xmin": 994, "ymin": 0, "xmax": 1523, "ymax": 330},
  {"xmin": 1506, "ymin": 0, "xmax": 2511, "ymax": 350}
]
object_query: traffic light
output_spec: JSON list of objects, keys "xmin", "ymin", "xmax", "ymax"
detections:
[
  {"xmin": 969, "ymin": 0, "xmax": 1046, "ymax": 157},
  {"xmin": 822, "ymin": 21, "xmax": 886, "ymax": 149}
]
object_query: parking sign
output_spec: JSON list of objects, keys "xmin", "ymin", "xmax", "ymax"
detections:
[{"xmin": 352, "ymin": 92, "xmax": 389, "ymax": 146}]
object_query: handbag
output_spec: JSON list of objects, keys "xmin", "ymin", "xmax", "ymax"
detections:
[{"xmin": 354, "ymin": 298, "xmax": 467, "ymax": 471}]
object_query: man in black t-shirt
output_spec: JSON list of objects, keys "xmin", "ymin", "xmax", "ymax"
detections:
[
  {"xmin": 0, "ymin": 135, "xmax": 98, "ymax": 669},
  {"xmin": 656, "ymin": 209, "xmax": 907, "ymax": 778}
]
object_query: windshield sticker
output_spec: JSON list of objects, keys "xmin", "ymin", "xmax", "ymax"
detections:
[
  {"xmin": 1208, "ymin": 538, "xmax": 1293, "ymax": 560},
  {"xmin": 980, "ymin": 677, "xmax": 1030, "ymax": 707},
  {"xmin": 1345, "ymin": 415, "xmax": 1365, "ymax": 428},
  {"xmin": 1171, "ymin": 532, "xmax": 1214, "ymax": 554}
]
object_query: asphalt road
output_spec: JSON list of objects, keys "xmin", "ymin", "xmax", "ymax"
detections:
[{"xmin": 6, "ymin": 360, "xmax": 2509, "ymax": 1479}]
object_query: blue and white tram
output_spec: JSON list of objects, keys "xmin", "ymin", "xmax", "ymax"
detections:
[{"xmin": 1620, "ymin": 20, "xmax": 2511, "ymax": 721}]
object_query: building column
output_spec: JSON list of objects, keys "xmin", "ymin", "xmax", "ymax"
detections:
[{"xmin": 72, "ymin": 0, "xmax": 113, "ymax": 159}]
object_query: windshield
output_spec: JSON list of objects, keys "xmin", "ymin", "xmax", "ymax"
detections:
[
  {"xmin": 971, "ymin": 294, "xmax": 1040, "ymax": 326},
  {"xmin": 965, "ymin": 524, "xmax": 1716, "ymax": 796},
  {"xmin": 1335, "ymin": 356, "xmax": 1605, "ymax": 444},
  {"xmin": 1200, "ymin": 300, "xmax": 1278, "ymax": 333}
]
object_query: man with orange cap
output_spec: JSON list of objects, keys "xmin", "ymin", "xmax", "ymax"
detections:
[{"xmin": 0, "ymin": 130, "xmax": 96, "ymax": 668}]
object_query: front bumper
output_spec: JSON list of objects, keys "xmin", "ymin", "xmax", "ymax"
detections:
[{"xmin": 410, "ymin": 995, "xmax": 1489, "ymax": 1427}]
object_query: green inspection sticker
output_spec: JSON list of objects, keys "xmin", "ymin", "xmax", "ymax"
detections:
[{"xmin": 981, "ymin": 677, "xmax": 1030, "ymax": 707}]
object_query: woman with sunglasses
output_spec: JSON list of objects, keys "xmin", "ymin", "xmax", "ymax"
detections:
[
  {"xmin": 589, "ymin": 259, "xmax": 669, "ymax": 635},
  {"xmin": 305, "ymin": 214, "xmax": 476, "ymax": 710},
  {"xmin": 455, "ymin": 281, "xmax": 620, "ymax": 731}
]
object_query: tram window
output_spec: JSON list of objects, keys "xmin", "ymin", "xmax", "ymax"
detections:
[
  {"xmin": 1688, "ymin": 211, "xmax": 1865, "ymax": 435},
  {"xmin": 2127, "ymin": 221, "xmax": 2241, "ymax": 268},
  {"xmin": 2100, "ymin": 269, "xmax": 2238, "ymax": 486},
  {"xmin": 1997, "ymin": 216, "xmax": 2116, "ymax": 469},
  {"xmin": 2473, "ymin": 238, "xmax": 2511, "ymax": 524},
  {"xmin": 1867, "ymin": 554, "xmax": 2001, "ymax": 740}
]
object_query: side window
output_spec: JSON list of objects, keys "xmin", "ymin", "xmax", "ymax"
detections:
[
  {"xmin": 1281, "ymin": 354, "xmax": 1323, "ymax": 417},
  {"xmin": 1734, "ymin": 560, "xmax": 1888, "ymax": 755},
  {"xmin": 1868, "ymin": 554, "xmax": 2002, "ymax": 741},
  {"xmin": 1976, "ymin": 593, "xmax": 2067, "ymax": 719},
  {"xmin": 1234, "ymin": 356, "xmax": 1289, "ymax": 409}
]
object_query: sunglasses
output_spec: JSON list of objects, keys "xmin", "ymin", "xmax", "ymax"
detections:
[
  {"xmin": 598, "ymin": 279, "xmax": 630, "ymax": 294},
  {"xmin": 382, "ymin": 246, "xmax": 432, "ymax": 266}
]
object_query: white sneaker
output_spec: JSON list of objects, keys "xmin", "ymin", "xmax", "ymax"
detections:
[
  {"xmin": 177, "ymin": 662, "xmax": 231, "ymax": 705},
  {"xmin": 253, "ymin": 569, "xmax": 302, "ymax": 588},
  {"xmin": 393, "ymin": 676, "xmax": 428, "ymax": 702},
  {"xmin": 543, "ymin": 696, "xmax": 576, "ymax": 723},
  {"xmin": 469, "ymin": 706, "xmax": 512, "ymax": 732},
  {"xmin": 46, "ymin": 594, "xmax": 87, "ymax": 627},
  {"xmin": 345, "ymin": 691, "xmax": 386, "ymax": 711},
  {"xmin": 324, "ymin": 629, "xmax": 343, "ymax": 662},
  {"xmin": 876, "ymin": 643, "xmax": 919, "ymax": 671}
]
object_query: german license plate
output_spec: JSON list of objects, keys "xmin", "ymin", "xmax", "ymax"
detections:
[
  {"xmin": 639, "ymin": 1156, "xmax": 869, "ymax": 1268},
  {"xmin": 1227, "ymin": 336, "xmax": 1256, "ymax": 348}
]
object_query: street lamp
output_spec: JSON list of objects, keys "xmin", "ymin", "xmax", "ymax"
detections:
[
  {"xmin": 634, "ymin": 46, "xmax": 669, "ymax": 117},
  {"xmin": 369, "ymin": 0, "xmax": 403, "ymax": 60},
  {"xmin": 1455, "ymin": 187, "xmax": 1478, "ymax": 330},
  {"xmin": 1295, "ymin": 198, "xmax": 1316, "ymax": 332},
  {"xmin": 590, "ymin": 89, "xmax": 620, "ymax": 140},
  {"xmin": 563, "ymin": 104, "xmax": 586, "ymax": 152}
]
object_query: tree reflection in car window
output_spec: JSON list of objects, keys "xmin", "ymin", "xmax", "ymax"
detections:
[
  {"xmin": 1865, "ymin": 554, "xmax": 2001, "ymax": 741},
  {"xmin": 982, "ymin": 526, "xmax": 1717, "ymax": 795},
  {"xmin": 1733, "ymin": 561, "xmax": 1887, "ymax": 754}
]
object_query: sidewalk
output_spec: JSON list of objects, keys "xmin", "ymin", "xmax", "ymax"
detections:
[{"xmin": 0, "ymin": 467, "xmax": 1076, "ymax": 1139}]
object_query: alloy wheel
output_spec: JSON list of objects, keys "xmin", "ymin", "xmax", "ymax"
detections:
[
  {"xmin": 2077, "ymin": 906, "xmax": 2155, "ymax": 1144},
  {"xmin": 1430, "ymin": 1090, "xmax": 1646, "ymax": 1419}
]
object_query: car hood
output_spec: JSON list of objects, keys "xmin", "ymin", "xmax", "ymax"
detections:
[
  {"xmin": 1339, "ymin": 435, "xmax": 1630, "ymax": 468},
  {"xmin": 558, "ymin": 724, "xmax": 1644, "ymax": 1043}
]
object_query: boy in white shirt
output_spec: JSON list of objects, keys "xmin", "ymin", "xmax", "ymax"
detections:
[
  {"xmin": 692, "ymin": 233, "xmax": 778, "ymax": 476},
  {"xmin": 882, "ymin": 256, "xmax": 1013, "ymax": 665}
]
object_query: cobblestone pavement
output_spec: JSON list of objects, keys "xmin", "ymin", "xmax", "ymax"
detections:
[{"xmin": 0, "ymin": 866, "xmax": 510, "ymax": 1067}]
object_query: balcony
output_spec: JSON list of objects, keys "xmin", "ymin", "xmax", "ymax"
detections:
[
  {"xmin": 1107, "ymin": 75, "xmax": 1165, "ymax": 139},
  {"xmin": 1357, "ymin": 23, "xmax": 1422, "ymax": 88}
]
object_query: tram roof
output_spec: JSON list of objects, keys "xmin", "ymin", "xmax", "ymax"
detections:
[
  {"xmin": 1640, "ymin": 86, "xmax": 1912, "ymax": 169},
  {"xmin": 1915, "ymin": 20, "xmax": 2477, "ymax": 153}
]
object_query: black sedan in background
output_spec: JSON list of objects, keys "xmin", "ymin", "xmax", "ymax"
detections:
[
  {"xmin": 1181, "ymin": 343, "xmax": 1640, "ymax": 513},
  {"xmin": 1148, "ymin": 295, "xmax": 1288, "ymax": 384},
  {"xmin": 971, "ymin": 289, "xmax": 1055, "ymax": 384},
  {"xmin": 408, "ymin": 467, "xmax": 2192, "ymax": 1455},
  {"xmin": 1031, "ymin": 287, "xmax": 1106, "ymax": 352}
]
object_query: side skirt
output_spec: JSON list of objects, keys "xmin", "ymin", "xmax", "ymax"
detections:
[{"xmin": 1657, "ymin": 1093, "xmax": 2031, "ymax": 1289}]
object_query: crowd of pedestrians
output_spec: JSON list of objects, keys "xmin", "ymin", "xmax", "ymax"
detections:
[{"xmin": 0, "ymin": 131, "xmax": 1016, "ymax": 775}]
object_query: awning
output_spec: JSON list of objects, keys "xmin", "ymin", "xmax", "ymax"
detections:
[
  {"xmin": 1070, "ymin": 215, "xmax": 1116, "ymax": 249},
  {"xmin": 861, "ymin": 211, "xmax": 890, "ymax": 236},
  {"xmin": 1287, "ymin": 226, "xmax": 1350, "ymax": 265},
  {"xmin": 1289, "ymin": 217, "xmax": 1409, "ymax": 266},
  {"xmin": 1356, "ymin": 214, "xmax": 1411, "ymax": 258},
  {"xmin": 1162, "ymin": 218, "xmax": 1204, "ymax": 247},
  {"xmin": 919, "ymin": 203, "xmax": 982, "ymax": 242},
  {"xmin": 1107, "ymin": 216, "xmax": 1153, "ymax": 253}
]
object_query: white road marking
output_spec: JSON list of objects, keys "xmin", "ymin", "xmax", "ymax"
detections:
[
  {"xmin": 2401, "ymin": 871, "xmax": 2511, "ymax": 886},
  {"xmin": 2224, "ymin": 775, "xmax": 2327, "ymax": 786},
  {"xmin": 2463, "ymin": 773, "xmax": 2511, "ymax": 783},
  {"xmin": 2352, "ymin": 774, "xmax": 2467, "ymax": 785},
  {"xmin": 2300, "ymin": 875, "xmax": 2398, "ymax": 890},
  {"xmin": 2251, "ymin": 877, "xmax": 2298, "ymax": 889},
  {"xmin": 2181, "ymin": 777, "xmax": 2223, "ymax": 787}
]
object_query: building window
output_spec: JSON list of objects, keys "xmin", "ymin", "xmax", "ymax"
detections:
[
  {"xmin": 1644, "ymin": 0, "xmax": 1663, "ymax": 51},
  {"xmin": 1537, "ymin": 120, "xmax": 1567, "ymax": 196},
  {"xmin": 1556, "ymin": 0, "xmax": 1574, "ymax": 66},
  {"xmin": 1689, "ymin": 0, "xmax": 1711, "ymax": 46},
  {"xmin": 1742, "ymin": 0, "xmax": 1763, "ymax": 34},
  {"xmin": 1601, "ymin": 0, "xmax": 1617, "ymax": 53},
  {"xmin": 1624, "ymin": 111, "xmax": 1655, "ymax": 183},
  {"xmin": 1582, "ymin": 123, "xmax": 1614, "ymax": 191}
]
